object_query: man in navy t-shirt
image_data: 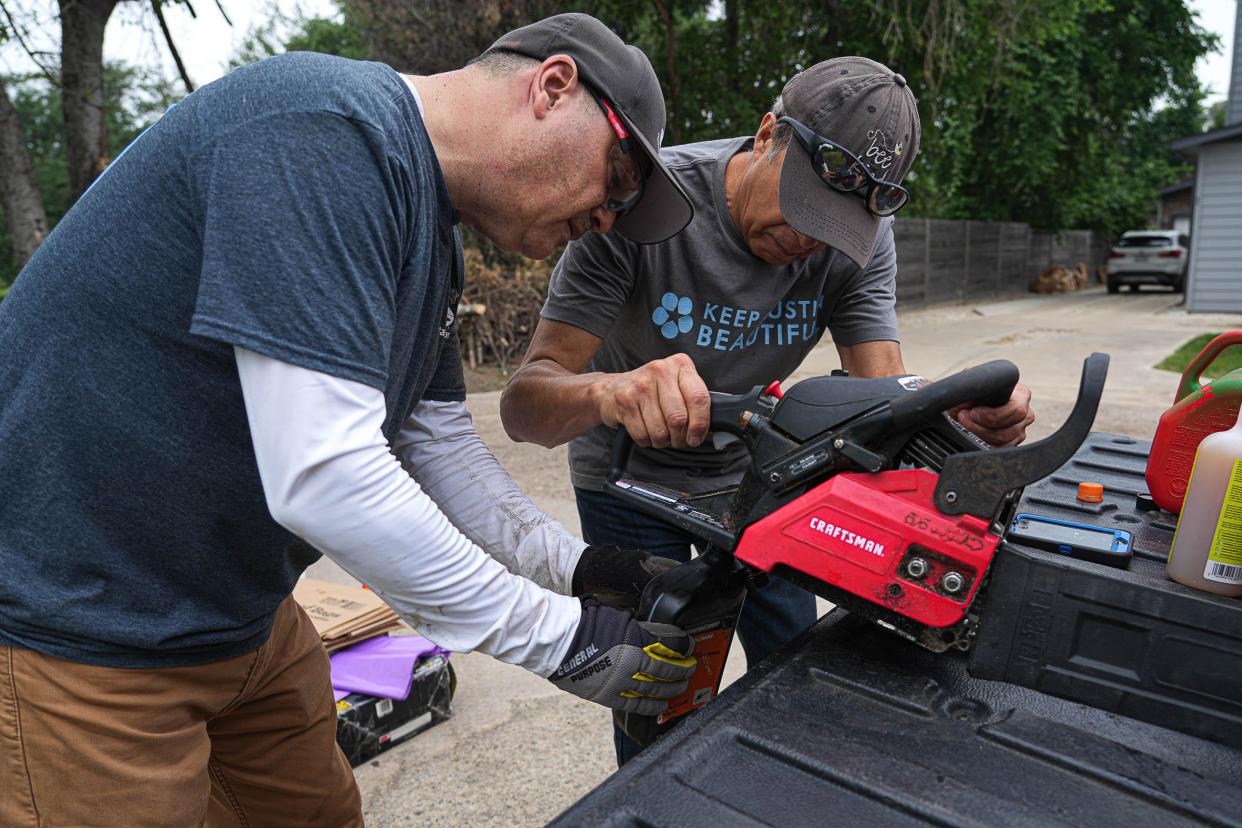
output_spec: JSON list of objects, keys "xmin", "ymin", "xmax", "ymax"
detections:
[{"xmin": 0, "ymin": 14, "xmax": 699, "ymax": 825}]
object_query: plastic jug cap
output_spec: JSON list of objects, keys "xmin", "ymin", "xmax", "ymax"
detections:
[{"xmin": 1077, "ymin": 482, "xmax": 1104, "ymax": 503}]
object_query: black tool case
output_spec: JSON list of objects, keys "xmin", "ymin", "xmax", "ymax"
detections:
[
  {"xmin": 552, "ymin": 611, "xmax": 1242, "ymax": 827},
  {"xmin": 334, "ymin": 654, "xmax": 455, "ymax": 767},
  {"xmin": 969, "ymin": 432, "xmax": 1242, "ymax": 749}
]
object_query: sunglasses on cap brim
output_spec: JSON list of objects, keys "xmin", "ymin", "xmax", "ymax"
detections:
[{"xmin": 779, "ymin": 116, "xmax": 909, "ymax": 218}]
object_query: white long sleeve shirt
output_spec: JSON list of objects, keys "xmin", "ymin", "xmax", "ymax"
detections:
[{"xmin": 234, "ymin": 346, "xmax": 585, "ymax": 676}]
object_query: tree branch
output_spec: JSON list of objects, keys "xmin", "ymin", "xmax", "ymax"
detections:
[
  {"xmin": 213, "ymin": 0, "xmax": 231, "ymax": 27},
  {"xmin": 0, "ymin": 0, "xmax": 59, "ymax": 84},
  {"xmin": 150, "ymin": 0, "xmax": 195, "ymax": 92}
]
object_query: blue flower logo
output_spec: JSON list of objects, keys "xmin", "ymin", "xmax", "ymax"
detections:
[{"xmin": 651, "ymin": 292, "xmax": 694, "ymax": 340}]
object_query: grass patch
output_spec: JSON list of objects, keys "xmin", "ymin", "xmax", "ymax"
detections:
[{"xmin": 1155, "ymin": 333, "xmax": 1242, "ymax": 379}]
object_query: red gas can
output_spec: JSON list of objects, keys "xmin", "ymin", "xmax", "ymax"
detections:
[{"xmin": 1146, "ymin": 331, "xmax": 1242, "ymax": 514}]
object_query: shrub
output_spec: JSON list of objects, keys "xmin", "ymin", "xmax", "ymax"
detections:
[{"xmin": 457, "ymin": 231, "xmax": 556, "ymax": 374}]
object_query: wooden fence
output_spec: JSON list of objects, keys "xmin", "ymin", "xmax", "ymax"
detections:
[{"xmin": 892, "ymin": 219, "xmax": 1109, "ymax": 310}]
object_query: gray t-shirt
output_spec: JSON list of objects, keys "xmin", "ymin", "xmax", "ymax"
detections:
[{"xmin": 543, "ymin": 137, "xmax": 899, "ymax": 494}]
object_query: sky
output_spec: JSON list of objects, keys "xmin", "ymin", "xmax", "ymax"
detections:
[
  {"xmin": 0, "ymin": 0, "xmax": 339, "ymax": 82},
  {"xmin": 100, "ymin": 0, "xmax": 341, "ymax": 87},
  {"xmin": 1, "ymin": 1, "xmax": 1238, "ymax": 106},
  {"xmin": 1190, "ymin": 0, "xmax": 1238, "ymax": 106}
]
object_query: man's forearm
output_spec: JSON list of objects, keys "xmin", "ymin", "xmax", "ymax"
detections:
[
  {"xmin": 500, "ymin": 359, "xmax": 610, "ymax": 447},
  {"xmin": 394, "ymin": 399, "xmax": 587, "ymax": 594},
  {"xmin": 234, "ymin": 348, "xmax": 581, "ymax": 675},
  {"xmin": 836, "ymin": 340, "xmax": 906, "ymax": 377}
]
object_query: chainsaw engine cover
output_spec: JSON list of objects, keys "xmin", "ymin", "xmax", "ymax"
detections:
[
  {"xmin": 734, "ymin": 469, "xmax": 999, "ymax": 628},
  {"xmin": 771, "ymin": 374, "xmax": 928, "ymax": 441}
]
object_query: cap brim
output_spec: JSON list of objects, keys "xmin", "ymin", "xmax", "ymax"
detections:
[
  {"xmin": 609, "ymin": 107, "xmax": 694, "ymax": 245},
  {"xmin": 778, "ymin": 140, "xmax": 881, "ymax": 267}
]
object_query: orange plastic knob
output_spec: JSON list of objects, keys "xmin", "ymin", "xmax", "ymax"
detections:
[{"xmin": 1077, "ymin": 482, "xmax": 1104, "ymax": 503}]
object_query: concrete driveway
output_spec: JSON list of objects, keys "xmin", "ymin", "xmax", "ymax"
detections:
[{"xmin": 306, "ymin": 287, "xmax": 1241, "ymax": 826}]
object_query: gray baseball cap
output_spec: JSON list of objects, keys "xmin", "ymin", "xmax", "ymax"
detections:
[
  {"xmin": 778, "ymin": 57, "xmax": 921, "ymax": 266},
  {"xmin": 483, "ymin": 13, "xmax": 694, "ymax": 245}
]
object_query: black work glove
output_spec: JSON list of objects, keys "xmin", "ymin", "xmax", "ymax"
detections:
[
  {"xmin": 549, "ymin": 598, "xmax": 696, "ymax": 715},
  {"xmin": 571, "ymin": 544, "xmax": 681, "ymax": 609}
]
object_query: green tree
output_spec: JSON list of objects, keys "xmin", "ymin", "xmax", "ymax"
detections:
[
  {"xmin": 1, "ymin": 73, "xmax": 48, "ymax": 279},
  {"xmin": 231, "ymin": 3, "xmax": 367, "ymax": 68},
  {"xmin": 0, "ymin": 64, "xmax": 178, "ymax": 286},
  {"xmin": 925, "ymin": 0, "xmax": 1213, "ymax": 235},
  {"xmin": 343, "ymin": 0, "xmax": 561, "ymax": 74},
  {"xmin": 236, "ymin": 1, "xmax": 1216, "ymax": 238},
  {"xmin": 639, "ymin": 1, "xmax": 1212, "ymax": 235},
  {"xmin": 1207, "ymin": 100, "xmax": 1226, "ymax": 130},
  {"xmin": 59, "ymin": 0, "xmax": 122, "ymax": 198}
]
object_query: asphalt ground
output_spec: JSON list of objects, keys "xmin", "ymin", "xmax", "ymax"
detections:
[{"xmin": 303, "ymin": 286, "xmax": 1242, "ymax": 826}]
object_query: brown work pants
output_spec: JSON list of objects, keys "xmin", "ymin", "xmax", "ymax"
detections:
[{"xmin": 0, "ymin": 597, "xmax": 363, "ymax": 827}]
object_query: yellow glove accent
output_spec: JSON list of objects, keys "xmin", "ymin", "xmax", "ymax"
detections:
[
  {"xmin": 619, "ymin": 690, "xmax": 643, "ymax": 698},
  {"xmin": 643, "ymin": 642, "xmax": 697, "ymax": 668},
  {"xmin": 631, "ymin": 671, "xmax": 683, "ymax": 683}
]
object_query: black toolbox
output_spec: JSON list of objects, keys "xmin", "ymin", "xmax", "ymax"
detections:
[
  {"xmin": 334, "ymin": 653, "xmax": 455, "ymax": 767},
  {"xmin": 969, "ymin": 433, "xmax": 1242, "ymax": 749}
]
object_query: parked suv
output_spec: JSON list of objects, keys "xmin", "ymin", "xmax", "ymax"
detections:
[{"xmin": 1106, "ymin": 230, "xmax": 1190, "ymax": 293}]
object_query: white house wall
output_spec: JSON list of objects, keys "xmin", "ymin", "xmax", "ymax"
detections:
[{"xmin": 1187, "ymin": 140, "xmax": 1242, "ymax": 313}]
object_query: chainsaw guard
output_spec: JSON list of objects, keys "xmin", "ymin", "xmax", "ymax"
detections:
[{"xmin": 734, "ymin": 469, "xmax": 1000, "ymax": 630}]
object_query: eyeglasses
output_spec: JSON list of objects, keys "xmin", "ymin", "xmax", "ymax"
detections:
[
  {"xmin": 778, "ymin": 116, "xmax": 909, "ymax": 217},
  {"xmin": 589, "ymin": 90, "xmax": 650, "ymax": 216}
]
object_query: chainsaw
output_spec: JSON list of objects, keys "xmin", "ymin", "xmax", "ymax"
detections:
[{"xmin": 605, "ymin": 353, "xmax": 1110, "ymax": 746}]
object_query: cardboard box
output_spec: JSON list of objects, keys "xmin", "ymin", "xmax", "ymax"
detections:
[{"xmin": 293, "ymin": 578, "xmax": 404, "ymax": 651}]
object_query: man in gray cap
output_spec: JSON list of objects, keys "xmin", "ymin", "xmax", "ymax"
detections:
[
  {"xmin": 501, "ymin": 56, "xmax": 1036, "ymax": 764},
  {"xmin": 0, "ymin": 13, "xmax": 696, "ymax": 825}
]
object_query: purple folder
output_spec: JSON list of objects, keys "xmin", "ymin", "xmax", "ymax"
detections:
[{"xmin": 330, "ymin": 635, "xmax": 449, "ymax": 701}]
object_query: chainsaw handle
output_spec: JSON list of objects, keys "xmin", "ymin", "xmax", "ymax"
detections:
[
  {"xmin": 707, "ymin": 386, "xmax": 766, "ymax": 437},
  {"xmin": 607, "ymin": 425, "xmax": 636, "ymax": 482},
  {"xmin": 887, "ymin": 360, "xmax": 1019, "ymax": 432},
  {"xmin": 935, "ymin": 352, "xmax": 1109, "ymax": 518},
  {"xmin": 606, "ymin": 386, "xmax": 767, "ymax": 478}
]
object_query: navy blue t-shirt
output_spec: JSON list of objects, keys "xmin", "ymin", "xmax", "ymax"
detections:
[{"xmin": 0, "ymin": 53, "xmax": 465, "ymax": 667}]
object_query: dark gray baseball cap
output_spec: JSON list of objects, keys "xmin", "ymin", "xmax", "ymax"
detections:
[
  {"xmin": 483, "ymin": 13, "xmax": 694, "ymax": 244},
  {"xmin": 778, "ymin": 57, "xmax": 921, "ymax": 266}
]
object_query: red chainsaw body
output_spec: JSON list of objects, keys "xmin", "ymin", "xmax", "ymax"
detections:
[{"xmin": 733, "ymin": 469, "xmax": 999, "ymax": 628}]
